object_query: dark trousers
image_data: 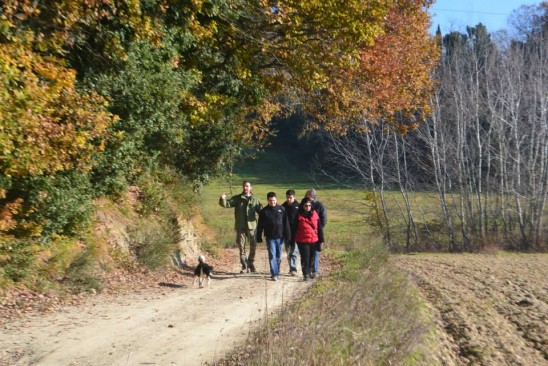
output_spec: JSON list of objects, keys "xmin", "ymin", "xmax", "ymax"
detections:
[{"xmin": 297, "ymin": 242, "xmax": 315, "ymax": 277}]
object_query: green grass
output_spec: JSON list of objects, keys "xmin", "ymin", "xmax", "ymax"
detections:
[
  {"xmin": 200, "ymin": 149, "xmax": 374, "ymax": 249},
  {"xmin": 204, "ymin": 150, "xmax": 520, "ymax": 253},
  {"xmin": 201, "ymin": 179, "xmax": 373, "ymax": 248}
]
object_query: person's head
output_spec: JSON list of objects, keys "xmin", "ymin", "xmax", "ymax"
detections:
[
  {"xmin": 242, "ymin": 181, "xmax": 252, "ymax": 195},
  {"xmin": 285, "ymin": 189, "xmax": 295, "ymax": 204},
  {"xmin": 267, "ymin": 192, "xmax": 277, "ymax": 207},
  {"xmin": 305, "ymin": 188, "xmax": 317, "ymax": 201},
  {"xmin": 300, "ymin": 197, "xmax": 313, "ymax": 213}
]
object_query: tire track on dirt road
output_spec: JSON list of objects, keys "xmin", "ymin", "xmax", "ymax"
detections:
[{"xmin": 0, "ymin": 248, "xmax": 312, "ymax": 366}]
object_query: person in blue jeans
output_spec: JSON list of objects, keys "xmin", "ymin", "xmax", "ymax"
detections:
[
  {"xmin": 256, "ymin": 192, "xmax": 291, "ymax": 281},
  {"xmin": 305, "ymin": 188, "xmax": 327, "ymax": 278},
  {"xmin": 282, "ymin": 189, "xmax": 300, "ymax": 276}
]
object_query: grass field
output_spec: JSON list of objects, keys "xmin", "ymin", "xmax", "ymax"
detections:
[
  {"xmin": 199, "ymin": 150, "xmax": 375, "ymax": 250},
  {"xmin": 199, "ymin": 152, "xmax": 440, "ymax": 365},
  {"xmin": 199, "ymin": 176, "xmax": 374, "ymax": 250}
]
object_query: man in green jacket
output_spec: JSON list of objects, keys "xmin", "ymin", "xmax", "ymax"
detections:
[{"xmin": 219, "ymin": 181, "xmax": 262, "ymax": 273}]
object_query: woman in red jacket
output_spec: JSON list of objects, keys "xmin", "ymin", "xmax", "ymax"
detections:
[{"xmin": 293, "ymin": 197, "xmax": 324, "ymax": 281}]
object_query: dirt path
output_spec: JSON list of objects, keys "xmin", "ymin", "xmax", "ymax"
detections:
[
  {"xmin": 0, "ymin": 248, "xmax": 312, "ymax": 366},
  {"xmin": 393, "ymin": 253, "xmax": 548, "ymax": 366}
]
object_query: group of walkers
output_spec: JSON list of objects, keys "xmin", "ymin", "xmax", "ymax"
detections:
[{"xmin": 219, "ymin": 181, "xmax": 327, "ymax": 281}]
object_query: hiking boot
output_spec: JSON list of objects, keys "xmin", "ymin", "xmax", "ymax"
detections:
[
  {"xmin": 240, "ymin": 264, "xmax": 248, "ymax": 274},
  {"xmin": 248, "ymin": 264, "xmax": 257, "ymax": 273},
  {"xmin": 271, "ymin": 276, "xmax": 278, "ymax": 281},
  {"xmin": 290, "ymin": 271, "xmax": 297, "ymax": 277}
]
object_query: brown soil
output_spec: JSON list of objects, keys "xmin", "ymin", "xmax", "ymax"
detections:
[{"xmin": 393, "ymin": 252, "xmax": 548, "ymax": 366}]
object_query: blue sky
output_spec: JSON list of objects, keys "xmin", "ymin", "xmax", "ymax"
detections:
[{"xmin": 429, "ymin": 0, "xmax": 543, "ymax": 34}]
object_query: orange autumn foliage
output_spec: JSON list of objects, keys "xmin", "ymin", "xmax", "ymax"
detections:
[{"xmin": 302, "ymin": 0, "xmax": 439, "ymax": 133}]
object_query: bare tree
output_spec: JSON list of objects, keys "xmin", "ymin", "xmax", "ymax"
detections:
[{"xmin": 322, "ymin": 8, "xmax": 547, "ymax": 251}]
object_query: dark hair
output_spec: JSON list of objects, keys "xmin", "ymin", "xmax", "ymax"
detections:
[
  {"xmin": 242, "ymin": 180, "xmax": 251, "ymax": 186},
  {"xmin": 298, "ymin": 197, "xmax": 313, "ymax": 214},
  {"xmin": 286, "ymin": 189, "xmax": 295, "ymax": 196},
  {"xmin": 267, "ymin": 192, "xmax": 276, "ymax": 199}
]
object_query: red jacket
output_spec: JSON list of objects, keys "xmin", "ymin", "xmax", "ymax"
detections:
[{"xmin": 295, "ymin": 211, "xmax": 321, "ymax": 244}]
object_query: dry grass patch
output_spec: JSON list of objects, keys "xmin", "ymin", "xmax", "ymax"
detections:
[{"xmin": 214, "ymin": 243, "xmax": 438, "ymax": 365}]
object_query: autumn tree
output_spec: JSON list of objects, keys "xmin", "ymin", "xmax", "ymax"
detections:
[
  {"xmin": 1, "ymin": 0, "xmax": 439, "ymax": 252},
  {"xmin": 0, "ymin": 0, "xmax": 122, "ymax": 236},
  {"xmin": 308, "ymin": 0, "xmax": 439, "ymax": 132},
  {"xmin": 310, "ymin": 0, "xmax": 439, "ymax": 250}
]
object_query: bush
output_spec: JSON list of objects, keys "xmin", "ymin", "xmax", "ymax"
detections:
[
  {"xmin": 4, "ymin": 171, "xmax": 93, "ymax": 239},
  {"xmin": 0, "ymin": 239, "xmax": 40, "ymax": 286},
  {"xmin": 63, "ymin": 240, "xmax": 105, "ymax": 293},
  {"xmin": 90, "ymin": 137, "xmax": 143, "ymax": 197},
  {"xmin": 25, "ymin": 172, "xmax": 93, "ymax": 238},
  {"xmin": 89, "ymin": 39, "xmax": 194, "ymax": 195},
  {"xmin": 128, "ymin": 167, "xmax": 196, "ymax": 270}
]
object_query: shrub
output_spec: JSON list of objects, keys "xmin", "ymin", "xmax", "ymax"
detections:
[
  {"xmin": 24, "ymin": 172, "xmax": 93, "ymax": 238},
  {"xmin": 0, "ymin": 239, "xmax": 40, "ymax": 286},
  {"xmin": 90, "ymin": 137, "xmax": 143, "ymax": 197},
  {"xmin": 90, "ymin": 39, "xmax": 194, "ymax": 195},
  {"xmin": 128, "ymin": 167, "xmax": 196, "ymax": 270},
  {"xmin": 3, "ymin": 171, "xmax": 93, "ymax": 239},
  {"xmin": 63, "ymin": 240, "xmax": 105, "ymax": 293}
]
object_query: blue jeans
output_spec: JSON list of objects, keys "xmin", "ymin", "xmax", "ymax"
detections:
[
  {"xmin": 284, "ymin": 241, "xmax": 299, "ymax": 272},
  {"xmin": 266, "ymin": 238, "xmax": 284, "ymax": 277},
  {"xmin": 313, "ymin": 247, "xmax": 320, "ymax": 273}
]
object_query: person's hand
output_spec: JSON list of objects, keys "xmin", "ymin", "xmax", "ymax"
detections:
[{"xmin": 221, "ymin": 193, "xmax": 226, "ymax": 200}]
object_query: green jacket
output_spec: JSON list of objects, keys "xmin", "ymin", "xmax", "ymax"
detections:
[{"xmin": 219, "ymin": 193, "xmax": 262, "ymax": 230}]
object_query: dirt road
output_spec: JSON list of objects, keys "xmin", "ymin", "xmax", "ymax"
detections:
[
  {"xmin": 0, "ymin": 248, "xmax": 311, "ymax": 366},
  {"xmin": 393, "ymin": 253, "xmax": 548, "ymax": 366},
  {"xmin": 3, "ymin": 250, "xmax": 546, "ymax": 366}
]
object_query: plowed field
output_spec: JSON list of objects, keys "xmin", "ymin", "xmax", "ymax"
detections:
[{"xmin": 393, "ymin": 253, "xmax": 547, "ymax": 366}]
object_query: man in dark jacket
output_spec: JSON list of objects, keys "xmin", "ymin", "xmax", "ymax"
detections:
[
  {"xmin": 282, "ymin": 189, "xmax": 299, "ymax": 276},
  {"xmin": 305, "ymin": 188, "xmax": 327, "ymax": 278},
  {"xmin": 256, "ymin": 192, "xmax": 291, "ymax": 281}
]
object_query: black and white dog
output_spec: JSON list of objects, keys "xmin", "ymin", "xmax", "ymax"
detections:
[{"xmin": 193, "ymin": 255, "xmax": 213, "ymax": 288}]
